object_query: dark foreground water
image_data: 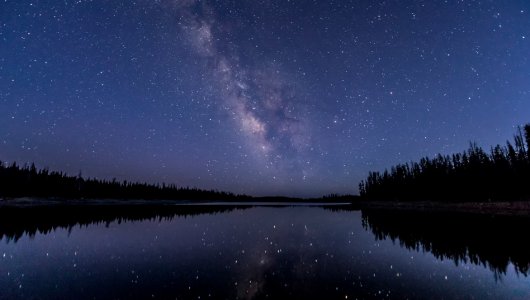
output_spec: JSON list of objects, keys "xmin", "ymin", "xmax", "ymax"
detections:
[{"xmin": 1, "ymin": 204, "xmax": 530, "ymax": 299}]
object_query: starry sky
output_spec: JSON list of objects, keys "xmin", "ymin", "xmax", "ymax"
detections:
[{"xmin": 1, "ymin": 0, "xmax": 529, "ymax": 197}]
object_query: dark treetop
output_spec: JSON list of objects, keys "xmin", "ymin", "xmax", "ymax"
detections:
[
  {"xmin": 360, "ymin": 124, "xmax": 530, "ymax": 202},
  {"xmin": 0, "ymin": 160, "xmax": 245, "ymax": 201}
]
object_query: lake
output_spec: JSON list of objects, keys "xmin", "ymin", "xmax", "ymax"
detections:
[{"xmin": 0, "ymin": 204, "xmax": 529, "ymax": 299}]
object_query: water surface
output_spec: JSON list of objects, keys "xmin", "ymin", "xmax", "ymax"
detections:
[{"xmin": 0, "ymin": 205, "xmax": 529, "ymax": 299}]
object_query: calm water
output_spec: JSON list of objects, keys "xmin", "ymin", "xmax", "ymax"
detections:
[{"xmin": 1, "ymin": 204, "xmax": 529, "ymax": 299}]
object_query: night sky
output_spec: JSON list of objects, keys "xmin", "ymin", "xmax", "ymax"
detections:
[{"xmin": 1, "ymin": 0, "xmax": 529, "ymax": 197}]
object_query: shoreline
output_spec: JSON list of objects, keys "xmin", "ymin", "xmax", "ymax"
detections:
[
  {"xmin": 358, "ymin": 200, "xmax": 530, "ymax": 216},
  {"xmin": 3, "ymin": 197, "xmax": 530, "ymax": 216},
  {"xmin": 0, "ymin": 197, "xmax": 353, "ymax": 207}
]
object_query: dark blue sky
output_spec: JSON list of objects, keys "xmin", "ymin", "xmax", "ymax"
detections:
[{"xmin": 1, "ymin": 0, "xmax": 529, "ymax": 197}]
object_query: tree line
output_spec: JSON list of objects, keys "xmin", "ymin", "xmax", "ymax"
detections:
[
  {"xmin": 0, "ymin": 161, "xmax": 249, "ymax": 201},
  {"xmin": 359, "ymin": 124, "xmax": 530, "ymax": 202}
]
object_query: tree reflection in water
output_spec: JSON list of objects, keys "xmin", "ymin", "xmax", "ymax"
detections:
[
  {"xmin": 362, "ymin": 209, "xmax": 530, "ymax": 279},
  {"xmin": 3, "ymin": 204, "xmax": 530, "ymax": 281},
  {"xmin": 0, "ymin": 204, "xmax": 249, "ymax": 243}
]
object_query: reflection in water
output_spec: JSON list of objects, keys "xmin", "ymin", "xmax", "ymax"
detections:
[
  {"xmin": 0, "ymin": 204, "xmax": 355, "ymax": 243},
  {"xmin": 362, "ymin": 209, "xmax": 530, "ymax": 278},
  {"xmin": 1, "ymin": 205, "xmax": 530, "ymax": 299},
  {"xmin": 0, "ymin": 204, "xmax": 248, "ymax": 242}
]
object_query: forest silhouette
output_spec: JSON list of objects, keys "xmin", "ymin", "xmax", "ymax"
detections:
[
  {"xmin": 360, "ymin": 124, "xmax": 530, "ymax": 202},
  {"xmin": 0, "ymin": 161, "xmax": 357, "ymax": 202},
  {"xmin": 3, "ymin": 123, "xmax": 530, "ymax": 203},
  {"xmin": 0, "ymin": 161, "xmax": 248, "ymax": 201}
]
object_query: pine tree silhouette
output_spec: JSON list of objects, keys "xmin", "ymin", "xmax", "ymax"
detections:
[
  {"xmin": 0, "ymin": 162, "xmax": 249, "ymax": 201},
  {"xmin": 359, "ymin": 124, "xmax": 530, "ymax": 202}
]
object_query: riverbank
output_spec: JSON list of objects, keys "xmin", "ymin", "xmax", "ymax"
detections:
[
  {"xmin": 3, "ymin": 197, "xmax": 530, "ymax": 216},
  {"xmin": 358, "ymin": 200, "xmax": 530, "ymax": 216},
  {"xmin": 0, "ymin": 197, "xmax": 355, "ymax": 207}
]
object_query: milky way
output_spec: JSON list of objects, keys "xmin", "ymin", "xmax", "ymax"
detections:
[
  {"xmin": 1, "ymin": 0, "xmax": 529, "ymax": 196},
  {"xmin": 175, "ymin": 0, "xmax": 311, "ymax": 174}
]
